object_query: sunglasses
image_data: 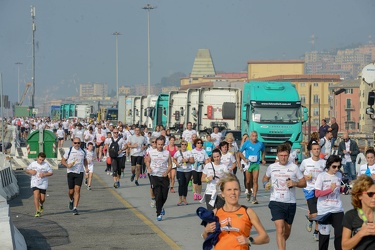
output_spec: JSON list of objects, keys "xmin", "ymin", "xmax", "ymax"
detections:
[
  {"xmin": 151, "ymin": 141, "xmax": 156, "ymax": 143},
  {"xmin": 331, "ymin": 164, "xmax": 340, "ymax": 169},
  {"xmin": 113, "ymin": 132, "xmax": 118, "ymax": 134},
  {"xmin": 196, "ymin": 142, "xmax": 202, "ymax": 144},
  {"xmin": 73, "ymin": 142, "xmax": 80, "ymax": 144},
  {"xmin": 181, "ymin": 144, "xmax": 187, "ymax": 146},
  {"xmin": 363, "ymin": 192, "xmax": 375, "ymax": 198}
]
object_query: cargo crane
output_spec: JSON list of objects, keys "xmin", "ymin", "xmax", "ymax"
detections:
[{"xmin": 18, "ymin": 82, "xmax": 32, "ymax": 106}]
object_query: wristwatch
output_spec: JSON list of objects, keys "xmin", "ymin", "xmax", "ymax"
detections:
[{"xmin": 248, "ymin": 237, "xmax": 254, "ymax": 246}]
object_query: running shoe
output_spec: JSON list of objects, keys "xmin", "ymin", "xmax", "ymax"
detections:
[
  {"xmin": 131, "ymin": 174, "xmax": 135, "ymax": 182},
  {"xmin": 84, "ymin": 179, "xmax": 88, "ymax": 186},
  {"xmin": 156, "ymin": 215, "xmax": 163, "ymax": 221},
  {"xmin": 246, "ymin": 193, "xmax": 251, "ymax": 201},
  {"xmin": 251, "ymin": 199, "xmax": 259, "ymax": 204},
  {"xmin": 35, "ymin": 211, "xmax": 41, "ymax": 217},
  {"xmin": 306, "ymin": 218, "xmax": 313, "ymax": 232},
  {"xmin": 150, "ymin": 199, "xmax": 156, "ymax": 208},
  {"xmin": 143, "ymin": 173, "xmax": 147, "ymax": 178},
  {"xmin": 177, "ymin": 201, "xmax": 183, "ymax": 206},
  {"xmin": 114, "ymin": 182, "xmax": 118, "ymax": 188},
  {"xmin": 69, "ymin": 199, "xmax": 74, "ymax": 210},
  {"xmin": 107, "ymin": 171, "xmax": 110, "ymax": 175},
  {"xmin": 183, "ymin": 201, "xmax": 188, "ymax": 206},
  {"xmin": 139, "ymin": 174, "xmax": 143, "ymax": 179},
  {"xmin": 87, "ymin": 186, "xmax": 91, "ymax": 190},
  {"xmin": 313, "ymin": 231, "xmax": 319, "ymax": 241},
  {"xmin": 135, "ymin": 180, "xmax": 139, "ymax": 186},
  {"xmin": 161, "ymin": 208, "xmax": 165, "ymax": 216},
  {"xmin": 197, "ymin": 194, "xmax": 202, "ymax": 200},
  {"xmin": 73, "ymin": 208, "xmax": 79, "ymax": 215},
  {"xmin": 39, "ymin": 205, "xmax": 44, "ymax": 213},
  {"xmin": 193, "ymin": 193, "xmax": 197, "ymax": 200},
  {"xmin": 245, "ymin": 189, "xmax": 249, "ymax": 194},
  {"xmin": 117, "ymin": 181, "xmax": 120, "ymax": 188}
]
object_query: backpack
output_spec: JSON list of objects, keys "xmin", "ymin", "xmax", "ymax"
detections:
[{"xmin": 109, "ymin": 137, "xmax": 120, "ymax": 158}]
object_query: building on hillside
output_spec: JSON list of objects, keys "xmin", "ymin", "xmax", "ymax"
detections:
[
  {"xmin": 253, "ymin": 74, "xmax": 341, "ymax": 133},
  {"xmin": 79, "ymin": 83, "xmax": 108, "ymax": 97},
  {"xmin": 119, "ymin": 86, "xmax": 131, "ymax": 96},
  {"xmin": 328, "ymin": 79, "xmax": 361, "ymax": 133},
  {"xmin": 247, "ymin": 60, "xmax": 305, "ymax": 80}
]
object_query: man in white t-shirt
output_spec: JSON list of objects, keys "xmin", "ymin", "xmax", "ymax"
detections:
[
  {"xmin": 210, "ymin": 126, "xmax": 222, "ymax": 148},
  {"xmin": 61, "ymin": 138, "xmax": 88, "ymax": 215},
  {"xmin": 299, "ymin": 141, "xmax": 326, "ymax": 241},
  {"xmin": 182, "ymin": 122, "xmax": 197, "ymax": 143},
  {"xmin": 128, "ymin": 127, "xmax": 147, "ymax": 186},
  {"xmin": 25, "ymin": 152, "xmax": 53, "ymax": 217},
  {"xmin": 263, "ymin": 143, "xmax": 306, "ymax": 250}
]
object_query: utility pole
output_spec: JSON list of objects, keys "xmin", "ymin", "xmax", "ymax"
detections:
[
  {"xmin": 31, "ymin": 6, "xmax": 36, "ymax": 108},
  {"xmin": 112, "ymin": 32, "xmax": 122, "ymax": 102},
  {"xmin": 15, "ymin": 62, "xmax": 22, "ymax": 104},
  {"xmin": 142, "ymin": 4, "xmax": 156, "ymax": 96}
]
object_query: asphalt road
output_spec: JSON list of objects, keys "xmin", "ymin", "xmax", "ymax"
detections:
[{"xmin": 9, "ymin": 155, "xmax": 351, "ymax": 250}]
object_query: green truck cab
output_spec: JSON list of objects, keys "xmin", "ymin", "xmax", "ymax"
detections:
[{"xmin": 241, "ymin": 81, "xmax": 308, "ymax": 162}]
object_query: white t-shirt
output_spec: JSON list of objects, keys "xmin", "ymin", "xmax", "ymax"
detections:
[
  {"xmin": 182, "ymin": 129, "xmax": 197, "ymax": 143},
  {"xmin": 27, "ymin": 161, "xmax": 53, "ymax": 189},
  {"xmin": 191, "ymin": 148, "xmax": 209, "ymax": 172},
  {"xmin": 265, "ymin": 162, "xmax": 304, "ymax": 203},
  {"xmin": 299, "ymin": 158, "xmax": 326, "ymax": 191},
  {"xmin": 56, "ymin": 128, "xmax": 65, "ymax": 138},
  {"xmin": 315, "ymin": 171, "xmax": 344, "ymax": 215},
  {"xmin": 221, "ymin": 152, "xmax": 236, "ymax": 172},
  {"xmin": 211, "ymin": 132, "xmax": 222, "ymax": 147},
  {"xmin": 62, "ymin": 121, "xmax": 69, "ymax": 129},
  {"xmin": 73, "ymin": 128, "xmax": 85, "ymax": 141},
  {"xmin": 84, "ymin": 131, "xmax": 95, "ymax": 144},
  {"xmin": 86, "ymin": 150, "xmax": 95, "ymax": 172},
  {"xmin": 149, "ymin": 148, "xmax": 170, "ymax": 177},
  {"xmin": 174, "ymin": 150, "xmax": 193, "ymax": 172},
  {"xmin": 128, "ymin": 135, "xmax": 146, "ymax": 157},
  {"xmin": 203, "ymin": 162, "xmax": 228, "ymax": 194},
  {"xmin": 358, "ymin": 163, "xmax": 375, "ymax": 176},
  {"xmin": 63, "ymin": 147, "xmax": 86, "ymax": 174}
]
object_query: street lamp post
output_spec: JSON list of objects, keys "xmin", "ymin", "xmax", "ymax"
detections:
[
  {"xmin": 15, "ymin": 62, "xmax": 22, "ymax": 104},
  {"xmin": 142, "ymin": 4, "xmax": 156, "ymax": 96},
  {"xmin": 112, "ymin": 32, "xmax": 122, "ymax": 102}
]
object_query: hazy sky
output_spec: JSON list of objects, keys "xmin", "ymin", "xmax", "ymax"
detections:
[{"xmin": 0, "ymin": 0, "xmax": 374, "ymax": 105}]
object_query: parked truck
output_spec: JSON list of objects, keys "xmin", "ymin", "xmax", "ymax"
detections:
[{"xmin": 241, "ymin": 81, "xmax": 308, "ymax": 161}]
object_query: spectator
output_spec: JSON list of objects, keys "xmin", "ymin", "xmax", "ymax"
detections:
[
  {"xmin": 319, "ymin": 119, "xmax": 330, "ymax": 139},
  {"xmin": 338, "ymin": 132, "xmax": 360, "ymax": 182},
  {"xmin": 330, "ymin": 117, "xmax": 339, "ymax": 148}
]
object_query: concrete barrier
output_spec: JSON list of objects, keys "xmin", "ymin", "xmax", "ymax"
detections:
[
  {"xmin": 0, "ymin": 155, "xmax": 19, "ymax": 200},
  {"xmin": 0, "ymin": 195, "xmax": 27, "ymax": 250},
  {"xmin": 0, "ymin": 154, "xmax": 26, "ymax": 250}
]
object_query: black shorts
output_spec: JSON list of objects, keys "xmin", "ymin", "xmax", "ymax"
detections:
[
  {"xmin": 112, "ymin": 157, "xmax": 124, "ymax": 177},
  {"xmin": 131, "ymin": 156, "xmax": 143, "ymax": 166},
  {"xmin": 268, "ymin": 201, "xmax": 297, "ymax": 225},
  {"xmin": 67, "ymin": 172, "xmax": 84, "ymax": 189},
  {"xmin": 21, "ymin": 127, "xmax": 25, "ymax": 133},
  {"xmin": 32, "ymin": 187, "xmax": 46, "ymax": 194},
  {"xmin": 64, "ymin": 129, "xmax": 69, "ymax": 135},
  {"xmin": 58, "ymin": 137, "xmax": 64, "ymax": 141},
  {"xmin": 307, "ymin": 196, "xmax": 318, "ymax": 214}
]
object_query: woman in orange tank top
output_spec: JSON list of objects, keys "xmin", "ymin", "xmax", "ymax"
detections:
[{"xmin": 202, "ymin": 173, "xmax": 269, "ymax": 249}]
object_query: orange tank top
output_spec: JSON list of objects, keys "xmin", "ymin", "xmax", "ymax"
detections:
[{"xmin": 214, "ymin": 206, "xmax": 252, "ymax": 250}]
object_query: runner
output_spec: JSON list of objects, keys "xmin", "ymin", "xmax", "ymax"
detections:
[
  {"xmin": 25, "ymin": 152, "xmax": 53, "ymax": 217},
  {"xmin": 61, "ymin": 138, "xmax": 89, "ymax": 215},
  {"xmin": 299, "ymin": 141, "xmax": 325, "ymax": 241},
  {"xmin": 146, "ymin": 136, "xmax": 172, "ymax": 221},
  {"xmin": 173, "ymin": 139, "xmax": 194, "ymax": 206},
  {"xmin": 191, "ymin": 138, "xmax": 210, "ymax": 201},
  {"xmin": 84, "ymin": 142, "xmax": 95, "ymax": 190},
  {"xmin": 128, "ymin": 127, "xmax": 147, "ymax": 186},
  {"xmin": 262, "ymin": 143, "xmax": 306, "ymax": 250},
  {"xmin": 239, "ymin": 131, "xmax": 266, "ymax": 204}
]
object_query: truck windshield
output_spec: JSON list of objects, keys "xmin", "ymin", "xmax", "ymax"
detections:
[
  {"xmin": 252, "ymin": 107, "xmax": 301, "ymax": 124},
  {"xmin": 106, "ymin": 109, "xmax": 118, "ymax": 121}
]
